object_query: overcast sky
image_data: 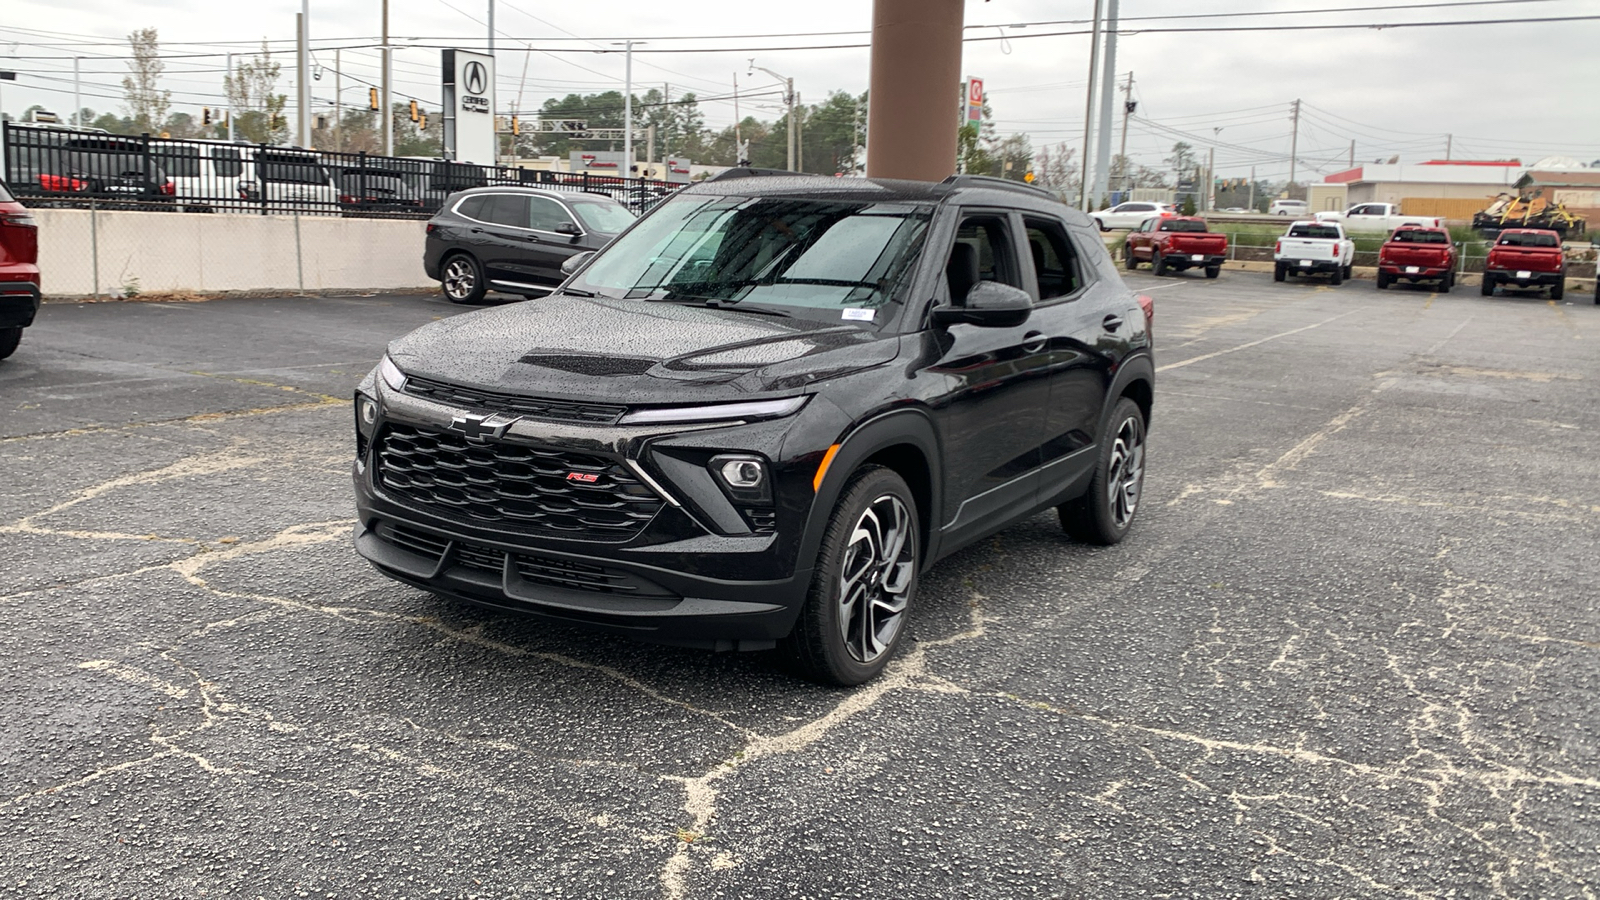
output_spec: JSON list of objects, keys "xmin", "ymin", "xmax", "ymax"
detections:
[{"xmin": 3, "ymin": 0, "xmax": 1596, "ymax": 180}]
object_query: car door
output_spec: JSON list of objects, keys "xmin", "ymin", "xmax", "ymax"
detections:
[
  {"xmin": 1019, "ymin": 215, "xmax": 1126, "ymax": 508},
  {"xmin": 923, "ymin": 209, "xmax": 1053, "ymax": 544},
  {"xmin": 522, "ymin": 195, "xmax": 590, "ymax": 285},
  {"xmin": 469, "ymin": 193, "xmax": 534, "ymax": 284},
  {"xmin": 1126, "ymin": 217, "xmax": 1154, "ymax": 260},
  {"xmin": 1105, "ymin": 202, "xmax": 1141, "ymax": 229}
]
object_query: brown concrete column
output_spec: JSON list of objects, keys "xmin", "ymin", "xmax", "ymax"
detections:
[{"xmin": 865, "ymin": 0, "xmax": 963, "ymax": 182}]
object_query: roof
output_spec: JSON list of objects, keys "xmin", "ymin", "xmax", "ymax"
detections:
[
  {"xmin": 688, "ymin": 170, "xmax": 1080, "ymax": 217},
  {"xmin": 1525, "ymin": 170, "xmax": 1600, "ymax": 187},
  {"xmin": 1321, "ymin": 163, "xmax": 1520, "ymax": 187}
]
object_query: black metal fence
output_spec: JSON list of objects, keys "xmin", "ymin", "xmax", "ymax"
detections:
[{"xmin": 1, "ymin": 123, "xmax": 681, "ymax": 218}]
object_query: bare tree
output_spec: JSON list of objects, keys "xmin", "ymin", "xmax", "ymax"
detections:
[
  {"xmin": 121, "ymin": 28, "xmax": 171, "ymax": 133},
  {"xmin": 224, "ymin": 42, "xmax": 289, "ymax": 144},
  {"xmin": 1033, "ymin": 142, "xmax": 1079, "ymax": 193}
]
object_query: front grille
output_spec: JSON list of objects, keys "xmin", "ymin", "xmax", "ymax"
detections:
[
  {"xmin": 742, "ymin": 508, "xmax": 778, "ymax": 535},
  {"xmin": 372, "ymin": 521, "xmax": 674, "ymax": 598},
  {"xmin": 374, "ymin": 423, "xmax": 663, "ymax": 541},
  {"xmin": 402, "ymin": 375, "xmax": 627, "ymax": 425}
]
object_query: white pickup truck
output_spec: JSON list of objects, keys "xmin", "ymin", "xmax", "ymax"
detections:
[
  {"xmin": 1274, "ymin": 221, "xmax": 1356, "ymax": 285},
  {"xmin": 1314, "ymin": 202, "xmax": 1442, "ymax": 233}
]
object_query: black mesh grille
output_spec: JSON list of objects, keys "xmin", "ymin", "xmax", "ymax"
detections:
[
  {"xmin": 454, "ymin": 542, "xmax": 505, "ymax": 574},
  {"xmin": 374, "ymin": 423, "xmax": 663, "ymax": 541},
  {"xmin": 402, "ymin": 375, "xmax": 627, "ymax": 425},
  {"xmin": 371, "ymin": 521, "xmax": 672, "ymax": 598},
  {"xmin": 517, "ymin": 556, "xmax": 639, "ymax": 594},
  {"xmin": 743, "ymin": 508, "xmax": 778, "ymax": 535}
]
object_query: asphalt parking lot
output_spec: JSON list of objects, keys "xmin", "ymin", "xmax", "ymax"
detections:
[{"xmin": 2, "ymin": 273, "xmax": 1597, "ymax": 899}]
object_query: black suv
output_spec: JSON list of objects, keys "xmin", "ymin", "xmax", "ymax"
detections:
[
  {"xmin": 422, "ymin": 186, "xmax": 635, "ymax": 303},
  {"xmin": 356, "ymin": 173, "xmax": 1154, "ymax": 684}
]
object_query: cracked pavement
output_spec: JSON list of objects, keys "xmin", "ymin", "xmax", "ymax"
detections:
[{"xmin": 1, "ymin": 280, "xmax": 1596, "ymax": 898}]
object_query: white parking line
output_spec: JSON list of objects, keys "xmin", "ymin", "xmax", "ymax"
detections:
[{"xmin": 1156, "ymin": 308, "xmax": 1365, "ymax": 373}]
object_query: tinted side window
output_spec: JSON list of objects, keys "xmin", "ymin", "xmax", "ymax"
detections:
[
  {"xmin": 527, "ymin": 196, "xmax": 574, "ymax": 231},
  {"xmin": 210, "ymin": 148, "xmax": 243, "ymax": 178},
  {"xmin": 946, "ymin": 214, "xmax": 1019, "ymax": 304},
  {"xmin": 153, "ymin": 148, "xmax": 201, "ymax": 178},
  {"xmin": 484, "ymin": 194, "xmax": 530, "ymax": 228},
  {"xmin": 456, "ymin": 195, "xmax": 488, "ymax": 220},
  {"xmin": 1023, "ymin": 218, "xmax": 1082, "ymax": 301}
]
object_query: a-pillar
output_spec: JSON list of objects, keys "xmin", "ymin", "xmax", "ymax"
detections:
[{"xmin": 865, "ymin": 0, "xmax": 963, "ymax": 182}]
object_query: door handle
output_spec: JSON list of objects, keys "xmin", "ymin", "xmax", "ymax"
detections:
[
  {"xmin": 1021, "ymin": 331, "xmax": 1049, "ymax": 354},
  {"xmin": 1102, "ymin": 315, "xmax": 1123, "ymax": 331}
]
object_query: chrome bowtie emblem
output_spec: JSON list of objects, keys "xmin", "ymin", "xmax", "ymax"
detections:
[{"xmin": 448, "ymin": 412, "xmax": 518, "ymax": 442}]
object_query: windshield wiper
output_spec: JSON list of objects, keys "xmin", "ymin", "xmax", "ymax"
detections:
[
  {"xmin": 561, "ymin": 288, "xmax": 598, "ymax": 298},
  {"xmin": 703, "ymin": 301, "xmax": 792, "ymax": 317}
]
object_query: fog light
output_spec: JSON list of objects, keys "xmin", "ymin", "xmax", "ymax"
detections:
[
  {"xmin": 359, "ymin": 396, "xmax": 378, "ymax": 427},
  {"xmin": 720, "ymin": 459, "xmax": 764, "ymax": 488}
]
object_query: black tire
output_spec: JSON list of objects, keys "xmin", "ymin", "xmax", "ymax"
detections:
[
  {"xmin": 440, "ymin": 253, "xmax": 486, "ymax": 304},
  {"xmin": 784, "ymin": 466, "xmax": 921, "ymax": 686},
  {"xmin": 1124, "ymin": 245, "xmax": 1137, "ymax": 270},
  {"xmin": 1440, "ymin": 272, "xmax": 1452, "ymax": 294},
  {"xmin": 1273, "ymin": 262, "xmax": 1286, "ymax": 283},
  {"xmin": 1551, "ymin": 279, "xmax": 1565, "ymax": 301},
  {"xmin": 1093, "ymin": 217, "xmax": 1108, "ymax": 232},
  {"xmin": 1152, "ymin": 252, "xmax": 1166, "ymax": 277},
  {"xmin": 1376, "ymin": 271, "xmax": 1390, "ymax": 290},
  {"xmin": 1059, "ymin": 397, "xmax": 1146, "ymax": 546},
  {"xmin": 1205, "ymin": 265, "xmax": 1220, "ymax": 279},
  {"xmin": 1480, "ymin": 275, "xmax": 1494, "ymax": 296},
  {"xmin": 1593, "ymin": 279, "xmax": 1599, "ymax": 304},
  {"xmin": 1343, "ymin": 264, "xmax": 1353, "ymax": 280},
  {"xmin": 1330, "ymin": 267, "xmax": 1343, "ymax": 286},
  {"xmin": 0, "ymin": 327, "xmax": 20, "ymax": 361}
]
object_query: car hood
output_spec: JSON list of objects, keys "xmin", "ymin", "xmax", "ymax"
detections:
[{"xmin": 387, "ymin": 294, "xmax": 901, "ymax": 405}]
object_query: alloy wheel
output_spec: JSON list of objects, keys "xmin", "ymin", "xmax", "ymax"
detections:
[
  {"xmin": 443, "ymin": 258, "xmax": 476, "ymax": 300},
  {"xmin": 1105, "ymin": 415, "xmax": 1145, "ymax": 529},
  {"xmin": 837, "ymin": 494, "xmax": 916, "ymax": 664}
]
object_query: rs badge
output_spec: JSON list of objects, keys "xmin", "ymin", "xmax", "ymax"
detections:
[{"xmin": 566, "ymin": 472, "xmax": 600, "ymax": 483}]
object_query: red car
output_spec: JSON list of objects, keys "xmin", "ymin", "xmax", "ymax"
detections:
[
  {"xmin": 1377, "ymin": 225, "xmax": 1457, "ymax": 292},
  {"xmin": 0, "ymin": 179, "xmax": 41, "ymax": 361},
  {"xmin": 1481, "ymin": 228, "xmax": 1566, "ymax": 299},
  {"xmin": 1124, "ymin": 217, "xmax": 1228, "ymax": 278}
]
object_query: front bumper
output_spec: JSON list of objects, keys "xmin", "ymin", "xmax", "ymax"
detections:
[
  {"xmin": 0, "ymin": 280, "xmax": 42, "ymax": 328},
  {"xmin": 1486, "ymin": 268, "xmax": 1563, "ymax": 289},
  {"xmin": 350, "ymin": 377, "xmax": 835, "ymax": 650}
]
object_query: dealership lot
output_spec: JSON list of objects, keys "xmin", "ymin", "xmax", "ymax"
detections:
[{"xmin": 2, "ymin": 275, "xmax": 1596, "ymax": 897}]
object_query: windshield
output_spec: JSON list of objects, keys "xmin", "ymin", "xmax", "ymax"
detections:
[
  {"xmin": 1289, "ymin": 224, "xmax": 1341, "ymax": 239},
  {"xmin": 1391, "ymin": 229, "xmax": 1447, "ymax": 244},
  {"xmin": 259, "ymin": 156, "xmax": 328, "ymax": 184},
  {"xmin": 568, "ymin": 198, "xmax": 635, "ymax": 234},
  {"xmin": 571, "ymin": 194, "xmax": 932, "ymax": 320}
]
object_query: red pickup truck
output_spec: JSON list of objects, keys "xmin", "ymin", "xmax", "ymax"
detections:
[
  {"xmin": 1377, "ymin": 225, "xmax": 1457, "ymax": 292},
  {"xmin": 1124, "ymin": 217, "xmax": 1228, "ymax": 279},
  {"xmin": 1481, "ymin": 228, "xmax": 1565, "ymax": 299},
  {"xmin": 0, "ymin": 180, "xmax": 41, "ymax": 361}
]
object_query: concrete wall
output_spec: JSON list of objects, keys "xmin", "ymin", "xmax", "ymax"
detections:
[{"xmin": 34, "ymin": 209, "xmax": 432, "ymax": 297}]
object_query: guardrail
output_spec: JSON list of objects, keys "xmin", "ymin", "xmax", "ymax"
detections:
[{"xmin": 1, "ymin": 123, "xmax": 681, "ymax": 219}]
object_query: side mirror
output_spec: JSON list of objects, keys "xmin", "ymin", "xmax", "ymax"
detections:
[
  {"xmin": 555, "ymin": 221, "xmax": 582, "ymax": 237},
  {"xmin": 931, "ymin": 281, "xmax": 1032, "ymax": 328},
  {"xmin": 560, "ymin": 250, "xmax": 595, "ymax": 276}
]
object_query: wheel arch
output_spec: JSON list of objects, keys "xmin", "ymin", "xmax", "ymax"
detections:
[
  {"xmin": 801, "ymin": 408, "xmax": 943, "ymax": 567},
  {"xmin": 1106, "ymin": 352, "xmax": 1156, "ymax": 435}
]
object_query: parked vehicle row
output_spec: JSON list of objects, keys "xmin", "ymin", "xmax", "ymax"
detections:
[
  {"xmin": 1377, "ymin": 225, "xmax": 1456, "ymax": 291},
  {"xmin": 1124, "ymin": 217, "xmax": 1227, "ymax": 278}
]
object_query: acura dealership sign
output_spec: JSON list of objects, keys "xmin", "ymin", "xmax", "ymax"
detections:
[{"xmin": 442, "ymin": 49, "xmax": 495, "ymax": 164}]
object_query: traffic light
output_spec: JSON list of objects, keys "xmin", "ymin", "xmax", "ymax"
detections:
[
  {"xmin": 419, "ymin": 113, "xmax": 427, "ymax": 130},
  {"xmin": 316, "ymin": 114, "xmax": 328, "ymax": 130},
  {"xmin": 409, "ymin": 100, "xmax": 419, "ymax": 123},
  {"xmin": 202, "ymin": 107, "xmax": 212, "ymax": 125},
  {"xmin": 369, "ymin": 88, "xmax": 380, "ymax": 111},
  {"xmin": 511, "ymin": 115, "xmax": 519, "ymax": 136}
]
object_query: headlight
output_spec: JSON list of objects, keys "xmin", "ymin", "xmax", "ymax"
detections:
[
  {"xmin": 378, "ymin": 355, "xmax": 407, "ymax": 392},
  {"xmin": 619, "ymin": 396, "xmax": 807, "ymax": 426}
]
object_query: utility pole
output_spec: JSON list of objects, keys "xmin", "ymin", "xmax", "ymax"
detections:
[
  {"xmin": 1117, "ymin": 72, "xmax": 1134, "ymax": 196},
  {"xmin": 296, "ymin": 11, "xmax": 308, "ymax": 146},
  {"xmin": 1288, "ymin": 98, "xmax": 1301, "ymax": 189},
  {"xmin": 1205, "ymin": 146, "xmax": 1214, "ymax": 211},
  {"xmin": 618, "ymin": 40, "xmax": 636, "ymax": 176},
  {"xmin": 1348, "ymin": 139, "xmax": 1354, "ymax": 168},
  {"xmin": 796, "ymin": 91, "xmax": 803, "ymax": 172},
  {"xmin": 750, "ymin": 63, "xmax": 795, "ymax": 170},
  {"xmin": 1248, "ymin": 165, "xmax": 1256, "ymax": 211},
  {"xmin": 487, "ymin": 0, "xmax": 494, "ymax": 54},
  {"xmin": 381, "ymin": 0, "xmax": 392, "ymax": 156},
  {"xmin": 226, "ymin": 52, "xmax": 235, "ymax": 141},
  {"xmin": 1445, "ymin": 133, "xmax": 1452, "ymax": 160},
  {"xmin": 334, "ymin": 49, "xmax": 341, "ymax": 150},
  {"xmin": 1091, "ymin": 0, "xmax": 1119, "ymax": 204},
  {"xmin": 73, "ymin": 58, "xmax": 81, "ymax": 127},
  {"xmin": 1078, "ymin": 0, "xmax": 1104, "ymax": 210}
]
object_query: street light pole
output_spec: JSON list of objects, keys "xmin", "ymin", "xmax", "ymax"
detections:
[
  {"xmin": 749, "ymin": 64, "xmax": 795, "ymax": 170},
  {"xmin": 381, "ymin": 0, "xmax": 392, "ymax": 156},
  {"xmin": 613, "ymin": 41, "xmax": 642, "ymax": 176},
  {"xmin": 1078, "ymin": 0, "xmax": 1104, "ymax": 209},
  {"xmin": 226, "ymin": 52, "xmax": 234, "ymax": 141}
]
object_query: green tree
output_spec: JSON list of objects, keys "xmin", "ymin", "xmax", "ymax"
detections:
[
  {"xmin": 796, "ymin": 90, "xmax": 865, "ymax": 175},
  {"xmin": 991, "ymin": 133, "xmax": 1032, "ymax": 181},
  {"xmin": 224, "ymin": 43, "xmax": 288, "ymax": 144},
  {"xmin": 122, "ymin": 28, "xmax": 172, "ymax": 134},
  {"xmin": 532, "ymin": 91, "xmax": 627, "ymax": 158},
  {"xmin": 1165, "ymin": 142, "xmax": 1196, "ymax": 183}
]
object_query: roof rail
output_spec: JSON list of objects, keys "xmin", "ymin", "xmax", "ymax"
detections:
[
  {"xmin": 940, "ymin": 174, "xmax": 1055, "ymax": 198},
  {"xmin": 708, "ymin": 167, "xmax": 806, "ymax": 182}
]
